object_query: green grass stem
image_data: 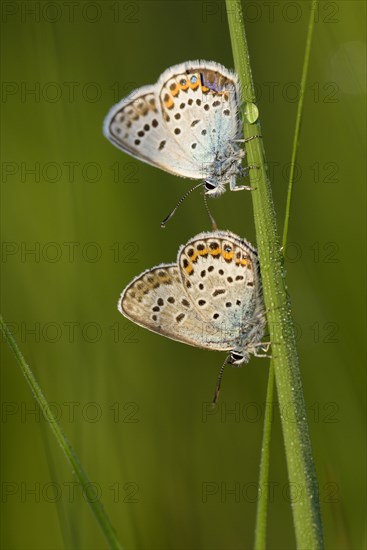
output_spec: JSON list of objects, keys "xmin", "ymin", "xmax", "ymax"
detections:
[
  {"xmin": 254, "ymin": 1, "xmax": 319, "ymax": 547},
  {"xmin": 225, "ymin": 1, "xmax": 324, "ymax": 547},
  {"xmin": 0, "ymin": 314, "xmax": 123, "ymax": 550}
]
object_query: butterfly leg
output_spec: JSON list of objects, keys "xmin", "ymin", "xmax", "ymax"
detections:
[
  {"xmin": 203, "ymin": 194, "xmax": 218, "ymax": 230},
  {"xmin": 229, "ymin": 175, "xmax": 253, "ymax": 192},
  {"xmin": 241, "ymin": 165, "xmax": 260, "ymax": 176},
  {"xmin": 252, "ymin": 341, "xmax": 272, "ymax": 358},
  {"xmin": 232, "ymin": 134, "xmax": 262, "ymax": 143}
]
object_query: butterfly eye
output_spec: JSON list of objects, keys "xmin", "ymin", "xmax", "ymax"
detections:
[
  {"xmin": 205, "ymin": 181, "xmax": 216, "ymax": 191},
  {"xmin": 231, "ymin": 352, "xmax": 244, "ymax": 364}
]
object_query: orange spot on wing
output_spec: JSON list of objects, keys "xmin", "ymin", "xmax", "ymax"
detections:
[
  {"xmin": 191, "ymin": 248, "xmax": 213, "ymax": 263},
  {"xmin": 222, "ymin": 251, "xmax": 234, "ymax": 261},
  {"xmin": 164, "ymin": 96, "xmax": 174, "ymax": 109},
  {"xmin": 179, "ymin": 80, "xmax": 189, "ymax": 91},
  {"xmin": 236, "ymin": 258, "xmax": 248, "ymax": 266}
]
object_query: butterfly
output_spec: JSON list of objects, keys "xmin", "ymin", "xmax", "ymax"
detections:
[
  {"xmin": 104, "ymin": 60, "xmax": 255, "ymax": 198},
  {"xmin": 118, "ymin": 231, "xmax": 268, "ymax": 402}
]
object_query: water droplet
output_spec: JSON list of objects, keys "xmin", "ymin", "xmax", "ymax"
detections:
[{"xmin": 243, "ymin": 102, "xmax": 259, "ymax": 124}]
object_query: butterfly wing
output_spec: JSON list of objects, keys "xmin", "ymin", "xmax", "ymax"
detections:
[
  {"xmin": 177, "ymin": 231, "xmax": 266, "ymax": 352},
  {"xmin": 119, "ymin": 232, "xmax": 266, "ymax": 355},
  {"xmin": 103, "ymin": 84, "xmax": 200, "ymax": 177},
  {"xmin": 119, "ymin": 263, "xmax": 227, "ymax": 350},
  {"xmin": 158, "ymin": 60, "xmax": 243, "ymax": 179},
  {"xmin": 103, "ymin": 61, "xmax": 242, "ymax": 181}
]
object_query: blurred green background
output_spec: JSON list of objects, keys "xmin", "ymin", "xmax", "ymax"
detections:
[{"xmin": 1, "ymin": 1, "xmax": 365, "ymax": 548}]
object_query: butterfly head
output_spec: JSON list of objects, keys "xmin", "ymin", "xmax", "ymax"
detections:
[
  {"xmin": 204, "ymin": 180, "xmax": 227, "ymax": 197},
  {"xmin": 229, "ymin": 350, "xmax": 247, "ymax": 365}
]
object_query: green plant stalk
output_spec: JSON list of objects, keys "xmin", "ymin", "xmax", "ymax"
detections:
[
  {"xmin": 254, "ymin": 364, "xmax": 274, "ymax": 549},
  {"xmin": 255, "ymin": 1, "xmax": 318, "ymax": 547},
  {"xmin": 225, "ymin": 1, "xmax": 324, "ymax": 548},
  {"xmin": 0, "ymin": 314, "xmax": 123, "ymax": 550},
  {"xmin": 283, "ymin": 0, "xmax": 318, "ymax": 249}
]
